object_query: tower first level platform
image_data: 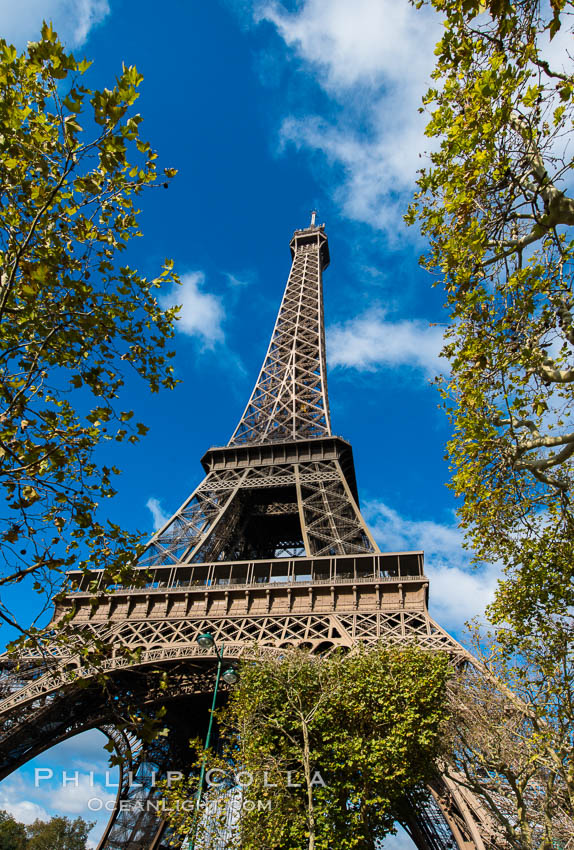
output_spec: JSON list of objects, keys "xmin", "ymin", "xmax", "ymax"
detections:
[{"xmin": 56, "ymin": 551, "xmax": 447, "ymax": 656}]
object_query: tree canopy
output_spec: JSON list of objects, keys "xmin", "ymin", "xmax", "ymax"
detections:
[
  {"xmin": 162, "ymin": 646, "xmax": 451, "ymax": 850},
  {"xmin": 0, "ymin": 24, "xmax": 179, "ymax": 644},
  {"xmin": 26, "ymin": 816, "xmax": 93, "ymax": 850},
  {"xmin": 409, "ymin": 2, "xmax": 574, "ymax": 842},
  {"xmin": 0, "ymin": 811, "xmax": 26, "ymax": 850},
  {"xmin": 446, "ymin": 629, "xmax": 574, "ymax": 849},
  {"xmin": 408, "ymin": 0, "xmax": 574, "ymax": 635},
  {"xmin": 0, "ymin": 812, "xmax": 93, "ymax": 850}
]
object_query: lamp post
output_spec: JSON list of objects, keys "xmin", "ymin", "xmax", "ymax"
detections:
[{"xmin": 186, "ymin": 632, "xmax": 239, "ymax": 850}]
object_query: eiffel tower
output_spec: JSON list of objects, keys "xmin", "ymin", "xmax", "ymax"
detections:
[{"xmin": 0, "ymin": 216, "xmax": 499, "ymax": 849}]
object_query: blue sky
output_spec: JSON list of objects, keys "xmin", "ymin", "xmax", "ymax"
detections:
[{"xmin": 0, "ymin": 1, "xmax": 501, "ymax": 846}]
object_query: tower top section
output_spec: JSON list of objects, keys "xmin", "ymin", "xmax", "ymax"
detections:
[
  {"xmin": 289, "ymin": 213, "xmax": 330, "ymax": 270},
  {"xmin": 229, "ymin": 216, "xmax": 332, "ymax": 445}
]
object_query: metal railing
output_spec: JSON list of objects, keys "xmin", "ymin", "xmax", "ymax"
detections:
[{"xmin": 64, "ymin": 571, "xmax": 427, "ymax": 597}]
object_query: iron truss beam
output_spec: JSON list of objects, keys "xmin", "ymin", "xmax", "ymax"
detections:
[{"xmin": 230, "ymin": 225, "xmax": 331, "ymax": 445}]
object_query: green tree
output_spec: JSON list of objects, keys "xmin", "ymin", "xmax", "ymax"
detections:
[
  {"xmin": 26, "ymin": 815, "xmax": 94, "ymax": 850},
  {"xmin": 0, "ymin": 24, "xmax": 179, "ymax": 645},
  {"xmin": 408, "ymin": 5, "xmax": 574, "ymax": 844},
  {"xmin": 162, "ymin": 646, "xmax": 451, "ymax": 850},
  {"xmin": 0, "ymin": 811, "xmax": 27, "ymax": 850},
  {"xmin": 408, "ymin": 1, "xmax": 574, "ymax": 634}
]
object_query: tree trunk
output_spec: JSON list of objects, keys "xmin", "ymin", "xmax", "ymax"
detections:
[{"xmin": 301, "ymin": 718, "xmax": 315, "ymax": 850}]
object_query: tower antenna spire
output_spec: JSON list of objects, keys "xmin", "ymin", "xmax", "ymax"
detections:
[{"xmin": 230, "ymin": 217, "xmax": 331, "ymax": 444}]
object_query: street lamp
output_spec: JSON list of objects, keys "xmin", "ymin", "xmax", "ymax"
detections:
[
  {"xmin": 196, "ymin": 632, "xmax": 215, "ymax": 649},
  {"xmin": 186, "ymin": 632, "xmax": 239, "ymax": 850},
  {"xmin": 221, "ymin": 666, "xmax": 239, "ymax": 685}
]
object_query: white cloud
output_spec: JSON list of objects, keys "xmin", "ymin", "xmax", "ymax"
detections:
[
  {"xmin": 279, "ymin": 115, "xmax": 429, "ymax": 234},
  {"xmin": 45, "ymin": 775, "xmax": 115, "ymax": 816},
  {"xmin": 327, "ymin": 309, "xmax": 444, "ymax": 377},
  {"xmin": 0, "ymin": 793, "xmax": 49, "ymax": 825},
  {"xmin": 146, "ymin": 497, "xmax": 171, "ymax": 531},
  {"xmin": 364, "ymin": 500, "xmax": 464, "ymax": 559},
  {"xmin": 225, "ymin": 272, "xmax": 252, "ymax": 288},
  {"xmin": 0, "ymin": 768, "xmax": 115, "ymax": 822},
  {"xmin": 364, "ymin": 500, "xmax": 501, "ymax": 631},
  {"xmin": 256, "ymin": 0, "xmax": 435, "ymax": 91},
  {"xmin": 36, "ymin": 728, "xmax": 116, "ymax": 774},
  {"xmin": 159, "ymin": 272, "xmax": 225, "ymax": 348},
  {"xmin": 254, "ymin": 0, "xmax": 442, "ymax": 237},
  {"xmin": 0, "ymin": 0, "xmax": 110, "ymax": 49},
  {"xmin": 0, "ymin": 730, "xmax": 118, "ymax": 843},
  {"xmin": 427, "ymin": 560, "xmax": 501, "ymax": 633}
]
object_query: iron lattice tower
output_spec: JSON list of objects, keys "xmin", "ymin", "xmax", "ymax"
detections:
[{"xmin": 0, "ymin": 218, "xmax": 499, "ymax": 849}]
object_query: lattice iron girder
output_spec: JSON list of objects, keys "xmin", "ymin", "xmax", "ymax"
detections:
[
  {"xmin": 139, "ymin": 469, "xmax": 249, "ymax": 568},
  {"xmin": 97, "ymin": 730, "xmax": 171, "ymax": 850},
  {"xmin": 0, "ymin": 661, "xmax": 227, "ymax": 758},
  {"xmin": 139, "ymin": 455, "xmax": 376, "ymax": 567},
  {"xmin": 0, "ymin": 692, "xmax": 106, "ymax": 780},
  {"xmin": 400, "ymin": 775, "xmax": 502, "ymax": 850},
  {"xmin": 5, "ymin": 607, "xmax": 450, "ymax": 662},
  {"xmin": 401, "ymin": 789, "xmax": 465, "ymax": 850},
  {"xmin": 254, "ymin": 502, "xmax": 299, "ymax": 515},
  {"xmin": 230, "ymin": 226, "xmax": 331, "ymax": 445},
  {"xmin": 97, "ymin": 724, "xmax": 149, "ymax": 850},
  {"xmin": 245, "ymin": 466, "xmax": 340, "ymax": 487},
  {"xmin": 299, "ymin": 465, "xmax": 377, "ymax": 556},
  {"xmin": 200, "ymin": 437, "xmax": 361, "ymax": 501},
  {"xmin": 0, "ymin": 666, "xmax": 193, "ymax": 781},
  {"xmin": 0, "ymin": 611, "xmax": 468, "ymax": 717},
  {"xmin": 0, "ymin": 680, "xmax": 223, "ymax": 850}
]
